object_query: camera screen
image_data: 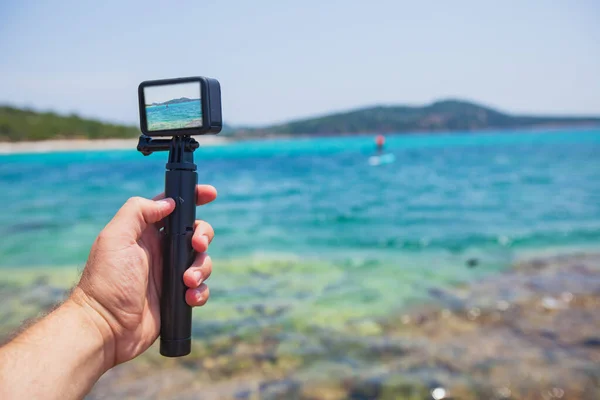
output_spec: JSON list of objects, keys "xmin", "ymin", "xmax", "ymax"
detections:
[{"xmin": 144, "ymin": 82, "xmax": 202, "ymax": 131}]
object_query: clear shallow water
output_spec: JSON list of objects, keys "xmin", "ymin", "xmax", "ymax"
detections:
[
  {"xmin": 1, "ymin": 129, "xmax": 600, "ymax": 329},
  {"xmin": 146, "ymin": 99, "xmax": 202, "ymax": 130}
]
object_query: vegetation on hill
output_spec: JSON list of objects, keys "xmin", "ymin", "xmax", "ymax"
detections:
[
  {"xmin": 1, "ymin": 99, "xmax": 599, "ymax": 142},
  {"xmin": 240, "ymin": 99, "xmax": 600, "ymax": 136},
  {"xmin": 0, "ymin": 106, "xmax": 138, "ymax": 142},
  {"xmin": 147, "ymin": 97, "xmax": 200, "ymax": 106}
]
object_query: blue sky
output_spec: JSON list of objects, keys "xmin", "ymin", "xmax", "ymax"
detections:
[
  {"xmin": 144, "ymin": 82, "xmax": 200, "ymax": 105},
  {"xmin": 0, "ymin": 0, "xmax": 598, "ymax": 126}
]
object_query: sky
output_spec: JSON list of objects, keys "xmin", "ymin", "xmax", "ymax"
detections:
[
  {"xmin": 0, "ymin": 0, "xmax": 599, "ymax": 126},
  {"xmin": 144, "ymin": 82, "xmax": 201, "ymax": 105}
]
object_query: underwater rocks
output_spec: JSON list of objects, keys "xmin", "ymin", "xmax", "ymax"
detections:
[
  {"xmin": 0, "ymin": 274, "xmax": 70, "ymax": 341},
  {"xmin": 373, "ymin": 253, "xmax": 600, "ymax": 399},
  {"xmin": 1, "ymin": 254, "xmax": 599, "ymax": 399},
  {"xmin": 84, "ymin": 253, "xmax": 600, "ymax": 399}
]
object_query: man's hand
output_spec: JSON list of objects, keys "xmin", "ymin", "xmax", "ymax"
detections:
[
  {"xmin": 72, "ymin": 184, "xmax": 217, "ymax": 367},
  {"xmin": 0, "ymin": 185, "xmax": 217, "ymax": 400}
]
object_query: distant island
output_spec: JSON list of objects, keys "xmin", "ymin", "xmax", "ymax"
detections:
[
  {"xmin": 1, "ymin": 99, "xmax": 599, "ymax": 142},
  {"xmin": 233, "ymin": 99, "xmax": 600, "ymax": 137},
  {"xmin": 146, "ymin": 97, "xmax": 200, "ymax": 107}
]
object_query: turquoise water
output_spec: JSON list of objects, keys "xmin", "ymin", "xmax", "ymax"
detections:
[
  {"xmin": 1, "ymin": 129, "xmax": 600, "ymax": 329},
  {"xmin": 146, "ymin": 99, "xmax": 202, "ymax": 131}
]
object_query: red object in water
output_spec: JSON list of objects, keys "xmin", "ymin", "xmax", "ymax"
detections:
[{"xmin": 375, "ymin": 134, "xmax": 385, "ymax": 148}]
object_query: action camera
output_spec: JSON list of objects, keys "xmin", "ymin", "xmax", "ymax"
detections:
[{"xmin": 138, "ymin": 76, "xmax": 222, "ymax": 137}]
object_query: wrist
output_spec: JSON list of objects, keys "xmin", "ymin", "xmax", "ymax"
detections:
[{"xmin": 68, "ymin": 287, "xmax": 116, "ymax": 372}]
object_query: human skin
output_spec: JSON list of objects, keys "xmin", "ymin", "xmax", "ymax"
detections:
[{"xmin": 0, "ymin": 185, "xmax": 217, "ymax": 400}]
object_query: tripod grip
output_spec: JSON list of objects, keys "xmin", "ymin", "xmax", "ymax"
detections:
[{"xmin": 160, "ymin": 167, "xmax": 197, "ymax": 357}]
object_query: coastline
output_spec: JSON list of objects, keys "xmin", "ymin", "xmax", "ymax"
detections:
[
  {"xmin": 0, "ymin": 136, "xmax": 231, "ymax": 155},
  {"xmin": 2, "ymin": 251, "xmax": 599, "ymax": 399},
  {"xmin": 2, "ymin": 126, "xmax": 597, "ymax": 155},
  {"xmin": 91, "ymin": 251, "xmax": 600, "ymax": 399}
]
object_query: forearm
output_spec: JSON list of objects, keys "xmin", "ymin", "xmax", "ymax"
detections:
[{"xmin": 0, "ymin": 290, "xmax": 115, "ymax": 400}]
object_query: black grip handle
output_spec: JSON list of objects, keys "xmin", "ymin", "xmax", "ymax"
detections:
[{"xmin": 160, "ymin": 167, "xmax": 197, "ymax": 357}]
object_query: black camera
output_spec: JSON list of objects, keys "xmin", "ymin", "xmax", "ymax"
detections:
[{"xmin": 138, "ymin": 76, "xmax": 222, "ymax": 136}]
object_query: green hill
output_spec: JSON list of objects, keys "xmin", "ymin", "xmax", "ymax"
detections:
[
  {"xmin": 238, "ymin": 99, "xmax": 600, "ymax": 136},
  {"xmin": 148, "ymin": 97, "xmax": 200, "ymax": 106},
  {"xmin": 2, "ymin": 100, "xmax": 599, "ymax": 142},
  {"xmin": 0, "ymin": 106, "xmax": 138, "ymax": 142}
]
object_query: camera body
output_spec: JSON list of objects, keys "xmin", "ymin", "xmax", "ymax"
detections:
[{"xmin": 138, "ymin": 76, "xmax": 222, "ymax": 137}]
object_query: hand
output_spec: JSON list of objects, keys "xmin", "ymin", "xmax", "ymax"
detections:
[{"xmin": 71, "ymin": 185, "xmax": 217, "ymax": 368}]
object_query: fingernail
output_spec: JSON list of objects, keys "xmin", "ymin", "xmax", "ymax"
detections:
[
  {"xmin": 195, "ymin": 289, "xmax": 203, "ymax": 302},
  {"xmin": 193, "ymin": 270, "xmax": 202, "ymax": 283},
  {"xmin": 196, "ymin": 235, "xmax": 208, "ymax": 249},
  {"xmin": 156, "ymin": 199, "xmax": 173, "ymax": 209}
]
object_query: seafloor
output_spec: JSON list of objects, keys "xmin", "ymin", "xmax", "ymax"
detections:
[{"xmin": 1, "ymin": 253, "xmax": 599, "ymax": 400}]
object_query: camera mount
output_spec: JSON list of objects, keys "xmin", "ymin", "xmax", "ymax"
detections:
[{"xmin": 137, "ymin": 134, "xmax": 199, "ymax": 357}]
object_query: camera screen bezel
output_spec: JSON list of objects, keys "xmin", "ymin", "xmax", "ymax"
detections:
[{"xmin": 138, "ymin": 76, "xmax": 211, "ymax": 137}]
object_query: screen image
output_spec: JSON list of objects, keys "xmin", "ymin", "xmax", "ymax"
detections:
[{"xmin": 144, "ymin": 82, "xmax": 202, "ymax": 131}]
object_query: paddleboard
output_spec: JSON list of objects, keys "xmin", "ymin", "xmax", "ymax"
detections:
[{"xmin": 368, "ymin": 153, "xmax": 395, "ymax": 166}]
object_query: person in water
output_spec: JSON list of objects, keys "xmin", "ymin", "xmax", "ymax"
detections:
[
  {"xmin": 0, "ymin": 185, "xmax": 217, "ymax": 400},
  {"xmin": 375, "ymin": 134, "xmax": 385, "ymax": 152}
]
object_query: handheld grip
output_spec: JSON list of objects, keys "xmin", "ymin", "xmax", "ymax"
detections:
[{"xmin": 160, "ymin": 167, "xmax": 197, "ymax": 357}]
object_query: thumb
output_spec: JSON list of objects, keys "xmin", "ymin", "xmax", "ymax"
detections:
[{"xmin": 106, "ymin": 197, "xmax": 176, "ymax": 239}]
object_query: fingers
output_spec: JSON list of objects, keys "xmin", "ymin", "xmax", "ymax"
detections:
[
  {"xmin": 186, "ymin": 283, "xmax": 210, "ymax": 307},
  {"xmin": 192, "ymin": 220, "xmax": 215, "ymax": 253},
  {"xmin": 183, "ymin": 253, "xmax": 212, "ymax": 307},
  {"xmin": 196, "ymin": 185, "xmax": 218, "ymax": 206},
  {"xmin": 105, "ymin": 197, "xmax": 176, "ymax": 240},
  {"xmin": 153, "ymin": 184, "xmax": 217, "ymax": 206},
  {"xmin": 183, "ymin": 252, "xmax": 212, "ymax": 289},
  {"xmin": 153, "ymin": 185, "xmax": 217, "ymax": 230}
]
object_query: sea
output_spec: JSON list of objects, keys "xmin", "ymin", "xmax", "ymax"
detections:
[
  {"xmin": 1, "ymin": 128, "xmax": 599, "ymax": 332},
  {"xmin": 146, "ymin": 99, "xmax": 202, "ymax": 131}
]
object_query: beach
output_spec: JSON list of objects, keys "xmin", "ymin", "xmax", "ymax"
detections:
[
  {"xmin": 87, "ymin": 251, "xmax": 600, "ymax": 399},
  {"xmin": 1, "ymin": 251, "xmax": 598, "ymax": 399},
  {"xmin": 0, "ymin": 136, "xmax": 230, "ymax": 155}
]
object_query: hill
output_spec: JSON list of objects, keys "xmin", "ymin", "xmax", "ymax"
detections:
[
  {"xmin": 237, "ymin": 99, "xmax": 600, "ymax": 136},
  {"xmin": 1, "ymin": 100, "xmax": 599, "ymax": 142},
  {"xmin": 0, "ymin": 106, "xmax": 138, "ymax": 142},
  {"xmin": 148, "ymin": 97, "xmax": 200, "ymax": 106}
]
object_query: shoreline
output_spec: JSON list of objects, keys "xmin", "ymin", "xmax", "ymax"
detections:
[
  {"xmin": 96, "ymin": 251, "xmax": 600, "ymax": 399},
  {"xmin": 0, "ymin": 136, "xmax": 231, "ymax": 155},
  {"xmin": 2, "ymin": 126, "xmax": 598, "ymax": 155},
  {"xmin": 2, "ymin": 251, "xmax": 599, "ymax": 398}
]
